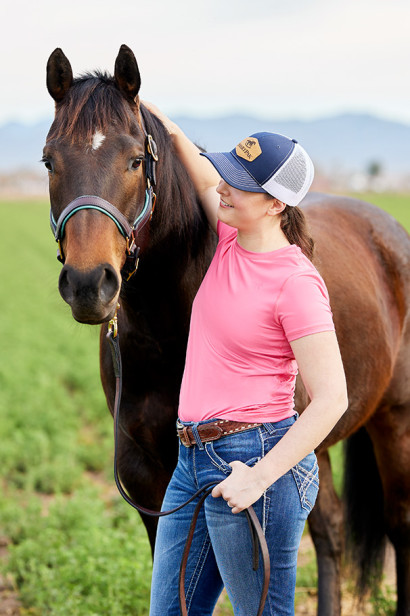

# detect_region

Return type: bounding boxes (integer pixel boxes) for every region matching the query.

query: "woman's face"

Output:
[216,179,279,231]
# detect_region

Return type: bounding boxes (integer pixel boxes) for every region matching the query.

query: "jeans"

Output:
[149,414,319,616]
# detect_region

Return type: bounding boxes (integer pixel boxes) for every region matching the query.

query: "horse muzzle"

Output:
[58,263,121,323]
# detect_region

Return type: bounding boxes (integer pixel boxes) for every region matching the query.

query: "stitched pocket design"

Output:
[291,453,319,513]
[204,441,261,475]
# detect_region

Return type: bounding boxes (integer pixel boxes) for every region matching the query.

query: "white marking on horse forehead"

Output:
[91,130,106,150]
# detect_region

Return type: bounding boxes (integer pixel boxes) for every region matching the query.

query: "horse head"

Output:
[45,45,156,324]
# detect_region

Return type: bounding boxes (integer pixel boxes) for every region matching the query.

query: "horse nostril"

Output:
[99,265,120,303]
[59,267,74,304]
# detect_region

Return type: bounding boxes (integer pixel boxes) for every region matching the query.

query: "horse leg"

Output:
[307,448,343,616]
[367,407,410,616]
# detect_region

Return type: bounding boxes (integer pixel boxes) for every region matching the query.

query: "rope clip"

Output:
[107,303,120,338]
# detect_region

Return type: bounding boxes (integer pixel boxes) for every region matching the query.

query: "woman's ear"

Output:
[267,198,286,216]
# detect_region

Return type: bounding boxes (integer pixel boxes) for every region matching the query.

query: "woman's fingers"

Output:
[210,461,264,513]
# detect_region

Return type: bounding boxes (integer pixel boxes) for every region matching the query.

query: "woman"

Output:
[146,103,348,616]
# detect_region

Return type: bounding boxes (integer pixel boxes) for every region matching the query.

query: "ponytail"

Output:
[280,205,314,261]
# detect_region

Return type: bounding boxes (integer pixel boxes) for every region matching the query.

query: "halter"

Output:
[49,131,158,281]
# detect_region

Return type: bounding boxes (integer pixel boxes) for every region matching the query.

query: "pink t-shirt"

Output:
[178,221,335,423]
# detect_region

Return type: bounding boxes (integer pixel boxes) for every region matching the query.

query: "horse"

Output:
[44,45,410,615]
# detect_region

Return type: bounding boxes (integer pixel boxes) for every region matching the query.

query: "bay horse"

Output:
[44,45,410,615]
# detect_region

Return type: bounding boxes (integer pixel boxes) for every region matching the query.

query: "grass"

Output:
[1,490,151,615]
[0,193,408,615]
[0,199,152,615]
[0,201,111,494]
[353,192,410,226]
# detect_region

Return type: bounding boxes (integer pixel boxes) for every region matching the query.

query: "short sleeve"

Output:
[217,220,237,242]
[276,272,335,342]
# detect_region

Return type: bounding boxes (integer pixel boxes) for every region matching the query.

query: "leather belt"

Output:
[177,419,262,447]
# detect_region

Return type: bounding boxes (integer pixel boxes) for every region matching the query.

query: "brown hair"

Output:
[280,205,314,261]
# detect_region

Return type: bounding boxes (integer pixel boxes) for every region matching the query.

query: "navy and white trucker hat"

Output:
[201,132,314,207]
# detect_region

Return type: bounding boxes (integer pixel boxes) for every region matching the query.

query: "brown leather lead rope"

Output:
[179,487,270,616]
[246,506,271,615]
[107,323,271,615]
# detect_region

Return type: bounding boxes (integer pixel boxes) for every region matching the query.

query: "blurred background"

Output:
[0,1,408,614]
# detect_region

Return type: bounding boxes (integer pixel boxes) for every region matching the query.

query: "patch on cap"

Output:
[235,137,262,162]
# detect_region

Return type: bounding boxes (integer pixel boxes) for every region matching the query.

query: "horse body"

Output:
[296,195,410,614]
[306,194,409,446]
[45,45,410,615]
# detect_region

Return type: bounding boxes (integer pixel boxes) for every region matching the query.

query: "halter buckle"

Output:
[126,236,136,255]
[57,239,64,263]
[147,134,159,161]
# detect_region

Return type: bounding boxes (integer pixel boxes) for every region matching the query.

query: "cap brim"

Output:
[200,151,266,193]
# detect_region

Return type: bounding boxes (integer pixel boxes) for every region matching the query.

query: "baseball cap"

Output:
[201,132,314,207]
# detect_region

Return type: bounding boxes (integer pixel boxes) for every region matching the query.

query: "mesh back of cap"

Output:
[263,143,314,205]
[273,148,307,194]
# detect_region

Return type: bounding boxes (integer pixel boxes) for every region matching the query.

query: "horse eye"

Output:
[41,157,53,172]
[131,158,142,170]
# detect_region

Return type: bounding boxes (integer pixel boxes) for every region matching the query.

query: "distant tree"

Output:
[367,161,382,178]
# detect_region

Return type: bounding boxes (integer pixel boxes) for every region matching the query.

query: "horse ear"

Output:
[47,48,73,102]
[114,45,141,102]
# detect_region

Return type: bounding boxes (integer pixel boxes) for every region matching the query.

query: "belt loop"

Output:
[191,423,204,450]
[263,422,275,435]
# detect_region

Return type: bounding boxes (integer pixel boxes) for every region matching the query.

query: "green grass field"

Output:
[0,200,152,615]
[0,193,408,615]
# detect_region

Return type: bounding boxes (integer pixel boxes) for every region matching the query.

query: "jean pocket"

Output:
[204,441,261,476]
[291,452,319,513]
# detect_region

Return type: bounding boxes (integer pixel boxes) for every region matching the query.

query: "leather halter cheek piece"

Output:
[49,132,158,282]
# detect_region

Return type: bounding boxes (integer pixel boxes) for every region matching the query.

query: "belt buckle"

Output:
[177,423,191,448]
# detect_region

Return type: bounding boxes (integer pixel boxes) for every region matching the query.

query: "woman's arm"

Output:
[143,101,221,232]
[212,330,348,513]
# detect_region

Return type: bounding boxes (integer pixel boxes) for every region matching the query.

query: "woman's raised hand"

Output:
[142,100,176,135]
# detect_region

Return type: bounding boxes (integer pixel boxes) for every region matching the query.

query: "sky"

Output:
[1,0,409,126]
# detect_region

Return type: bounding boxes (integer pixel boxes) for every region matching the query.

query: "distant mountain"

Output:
[1,113,409,175]
[0,120,51,172]
[173,113,410,175]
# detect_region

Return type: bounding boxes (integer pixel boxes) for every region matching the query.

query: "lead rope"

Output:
[106,309,270,616]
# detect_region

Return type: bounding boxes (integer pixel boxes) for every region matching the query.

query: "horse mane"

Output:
[48,71,214,257]
[139,104,211,250]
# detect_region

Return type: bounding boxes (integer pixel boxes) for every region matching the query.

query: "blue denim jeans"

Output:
[149,415,319,616]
